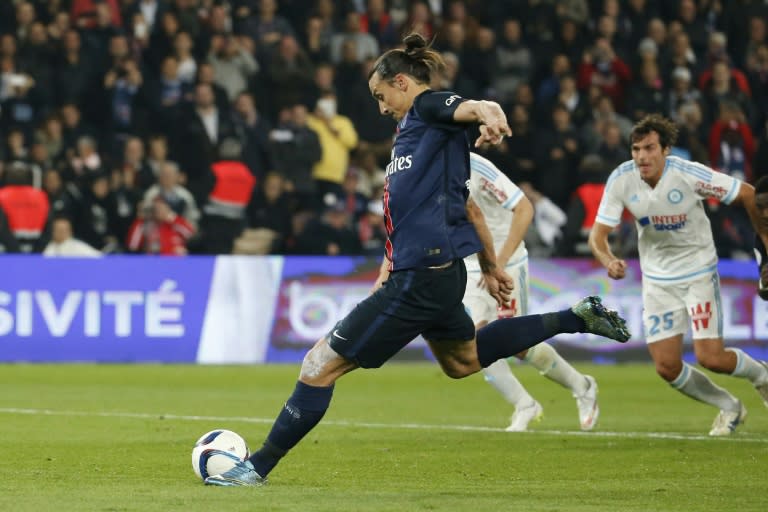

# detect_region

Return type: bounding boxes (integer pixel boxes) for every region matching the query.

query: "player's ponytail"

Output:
[369,33,444,85]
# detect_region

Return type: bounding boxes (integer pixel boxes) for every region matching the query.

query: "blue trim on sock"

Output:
[670,363,691,389]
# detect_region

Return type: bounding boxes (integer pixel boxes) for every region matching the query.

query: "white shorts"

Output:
[463,261,528,325]
[642,271,723,343]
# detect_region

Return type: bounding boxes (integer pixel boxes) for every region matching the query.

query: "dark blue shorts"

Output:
[327,259,476,368]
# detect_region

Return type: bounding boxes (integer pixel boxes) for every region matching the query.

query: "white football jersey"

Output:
[596,156,740,282]
[464,152,528,272]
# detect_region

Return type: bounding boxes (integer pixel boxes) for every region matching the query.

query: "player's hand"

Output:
[475,122,512,147]
[607,259,627,280]
[481,268,514,306]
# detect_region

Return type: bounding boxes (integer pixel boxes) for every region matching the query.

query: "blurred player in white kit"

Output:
[464,152,600,432]
[589,114,768,436]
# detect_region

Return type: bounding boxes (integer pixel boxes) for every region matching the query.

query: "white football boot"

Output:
[506,400,543,432]
[575,375,600,431]
[709,402,747,436]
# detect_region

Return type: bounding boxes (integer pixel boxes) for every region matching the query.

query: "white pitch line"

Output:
[0,407,766,443]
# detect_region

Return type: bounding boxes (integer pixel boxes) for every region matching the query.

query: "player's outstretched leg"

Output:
[206,380,335,487]
[476,296,630,369]
[524,344,599,430]
[570,296,630,343]
[483,359,543,432]
[668,362,746,436]
[725,348,768,407]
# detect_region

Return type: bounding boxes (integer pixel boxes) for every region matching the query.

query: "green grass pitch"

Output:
[0,362,766,512]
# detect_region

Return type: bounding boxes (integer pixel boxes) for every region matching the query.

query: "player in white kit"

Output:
[589,114,768,436]
[464,152,600,432]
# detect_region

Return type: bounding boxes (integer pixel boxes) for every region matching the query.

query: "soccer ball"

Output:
[191,429,250,480]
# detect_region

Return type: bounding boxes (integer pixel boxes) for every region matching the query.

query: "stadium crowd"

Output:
[0,0,767,258]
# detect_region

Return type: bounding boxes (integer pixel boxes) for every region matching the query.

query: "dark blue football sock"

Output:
[476,310,585,367]
[249,381,334,477]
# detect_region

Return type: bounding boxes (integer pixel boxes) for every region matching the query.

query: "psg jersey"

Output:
[382,90,482,271]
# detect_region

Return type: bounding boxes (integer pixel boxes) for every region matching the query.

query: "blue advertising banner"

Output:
[265,257,768,363]
[0,256,215,362]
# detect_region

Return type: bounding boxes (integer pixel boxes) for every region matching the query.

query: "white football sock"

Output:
[524,343,588,396]
[670,362,740,411]
[726,348,768,384]
[482,359,535,409]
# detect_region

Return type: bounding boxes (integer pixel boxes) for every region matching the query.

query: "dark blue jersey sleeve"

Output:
[413,90,467,129]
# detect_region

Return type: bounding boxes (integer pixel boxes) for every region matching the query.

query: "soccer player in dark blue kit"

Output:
[205,34,631,487]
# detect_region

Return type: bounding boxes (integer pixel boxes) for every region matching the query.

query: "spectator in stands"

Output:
[675,101,709,164]
[701,60,755,127]
[306,89,359,204]
[302,15,332,64]
[578,37,632,112]
[665,66,701,121]
[101,56,143,149]
[462,26,496,100]
[34,115,65,166]
[0,162,50,253]
[143,161,200,229]
[268,103,321,211]
[194,61,233,113]
[144,55,189,137]
[494,18,532,106]
[293,197,362,256]
[59,103,94,154]
[63,135,102,184]
[596,121,630,170]
[71,171,119,252]
[708,101,755,182]
[43,168,74,217]
[266,34,315,115]
[537,54,572,103]
[176,82,237,202]
[583,94,633,152]
[198,138,256,254]
[245,171,293,254]
[534,103,581,210]
[126,195,195,255]
[540,73,589,128]
[43,215,101,257]
[627,57,665,123]
[232,91,272,184]
[361,0,398,50]
[121,136,155,191]
[330,10,379,64]
[556,154,610,257]
[208,34,259,102]
[241,0,295,60]
[172,30,197,85]
[677,0,709,56]
[519,181,567,258]
[357,198,387,256]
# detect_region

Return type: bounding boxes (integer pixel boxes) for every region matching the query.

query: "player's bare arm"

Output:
[466,197,513,304]
[497,194,533,268]
[453,100,512,146]
[588,222,627,280]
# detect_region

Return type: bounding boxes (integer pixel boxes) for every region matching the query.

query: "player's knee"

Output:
[299,338,344,384]
[655,360,682,381]
[696,352,727,373]
[441,363,474,379]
